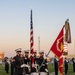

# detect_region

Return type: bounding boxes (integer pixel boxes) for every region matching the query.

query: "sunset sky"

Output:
[0,0,75,57]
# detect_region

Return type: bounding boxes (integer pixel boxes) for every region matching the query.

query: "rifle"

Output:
[38,51,50,75]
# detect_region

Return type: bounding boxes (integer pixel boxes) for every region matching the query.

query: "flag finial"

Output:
[66,19,69,22]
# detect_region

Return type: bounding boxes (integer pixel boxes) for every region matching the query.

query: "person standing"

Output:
[54,56,58,75]
[38,51,48,75]
[64,57,69,74]
[13,49,24,75]
[5,58,9,74]
[30,50,39,75]
[24,50,30,75]
[72,58,75,72]
[10,57,15,75]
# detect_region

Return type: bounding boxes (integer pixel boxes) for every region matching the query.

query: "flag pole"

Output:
[38,36,40,52]
[30,9,34,68]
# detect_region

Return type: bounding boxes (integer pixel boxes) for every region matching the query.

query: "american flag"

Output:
[30,9,34,68]
[64,43,68,52]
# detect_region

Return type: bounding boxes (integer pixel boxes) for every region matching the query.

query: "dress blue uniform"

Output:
[30,50,39,75]
[64,57,68,74]
[38,51,48,75]
[24,50,30,75]
[13,49,24,75]
[54,57,58,75]
[72,58,75,72]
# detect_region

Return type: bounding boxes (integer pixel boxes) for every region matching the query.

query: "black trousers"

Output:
[65,67,68,74]
[5,65,9,74]
[14,68,23,75]
[73,65,75,72]
[55,67,58,75]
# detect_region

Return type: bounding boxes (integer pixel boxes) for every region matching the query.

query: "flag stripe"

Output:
[64,44,68,52]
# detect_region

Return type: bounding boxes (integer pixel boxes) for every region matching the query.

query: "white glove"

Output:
[45,69,48,72]
[46,63,48,65]
[34,64,38,67]
[21,64,26,68]
[25,64,30,68]
[42,64,45,66]
[21,64,30,68]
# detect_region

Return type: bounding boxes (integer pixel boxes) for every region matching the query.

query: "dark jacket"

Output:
[13,55,24,75]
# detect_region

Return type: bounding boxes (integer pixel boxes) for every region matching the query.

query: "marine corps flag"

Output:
[50,26,64,58]
[50,26,64,75]
[49,20,71,75]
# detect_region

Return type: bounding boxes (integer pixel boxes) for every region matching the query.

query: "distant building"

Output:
[0,52,4,64]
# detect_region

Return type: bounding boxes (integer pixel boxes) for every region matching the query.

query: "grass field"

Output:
[0,63,75,75]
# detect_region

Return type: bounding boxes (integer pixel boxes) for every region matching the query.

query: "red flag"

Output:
[30,9,34,68]
[50,26,64,75]
[58,57,63,75]
[50,26,64,58]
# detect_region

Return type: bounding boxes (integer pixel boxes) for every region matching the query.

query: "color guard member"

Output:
[38,51,48,75]
[30,50,39,75]
[13,48,24,75]
[64,57,69,74]
[54,56,58,75]
[73,58,75,72]
[24,50,30,75]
